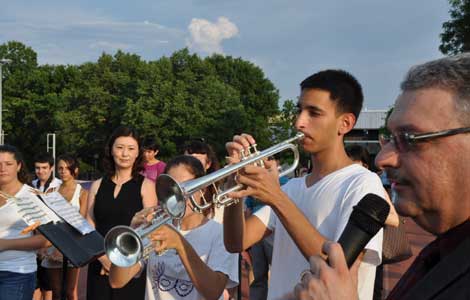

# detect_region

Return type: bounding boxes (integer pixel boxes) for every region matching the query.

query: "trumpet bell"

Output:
[105,226,143,267]
[156,175,187,218]
[104,188,187,267]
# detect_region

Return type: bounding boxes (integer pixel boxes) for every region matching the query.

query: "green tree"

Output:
[270,99,297,142]
[0,41,283,175]
[440,0,470,55]
[206,54,280,148]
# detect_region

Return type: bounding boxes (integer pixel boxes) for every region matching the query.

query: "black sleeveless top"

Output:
[93,175,145,236]
[87,175,146,300]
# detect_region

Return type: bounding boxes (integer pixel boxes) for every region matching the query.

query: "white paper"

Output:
[11,192,61,226]
[40,192,95,235]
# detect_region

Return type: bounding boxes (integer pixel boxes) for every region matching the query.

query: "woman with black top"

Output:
[86,126,157,300]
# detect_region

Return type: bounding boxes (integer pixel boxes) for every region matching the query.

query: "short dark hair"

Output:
[345,145,371,169]
[142,138,160,152]
[300,69,364,120]
[0,145,31,184]
[183,140,220,173]
[102,126,143,178]
[57,154,80,177]
[34,153,55,166]
[164,155,206,179]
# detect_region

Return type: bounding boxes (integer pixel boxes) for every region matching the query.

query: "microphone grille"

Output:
[351,193,390,235]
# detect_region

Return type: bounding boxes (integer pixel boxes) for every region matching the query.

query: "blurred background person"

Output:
[183,138,220,174]
[41,154,88,300]
[32,153,61,193]
[109,155,239,300]
[86,126,157,300]
[183,138,221,221]
[345,145,372,170]
[32,152,61,300]
[0,145,50,300]
[141,138,166,182]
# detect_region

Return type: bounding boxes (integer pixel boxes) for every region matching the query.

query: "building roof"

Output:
[354,109,388,129]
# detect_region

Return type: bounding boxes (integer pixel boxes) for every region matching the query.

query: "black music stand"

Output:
[37,221,104,300]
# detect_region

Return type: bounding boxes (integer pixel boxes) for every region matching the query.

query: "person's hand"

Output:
[224,133,284,205]
[37,247,48,258]
[99,255,112,276]
[291,242,359,300]
[225,133,257,164]
[130,206,158,228]
[228,159,282,206]
[149,224,183,254]
[49,248,63,262]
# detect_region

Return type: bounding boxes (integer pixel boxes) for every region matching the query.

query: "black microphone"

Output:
[336,193,390,268]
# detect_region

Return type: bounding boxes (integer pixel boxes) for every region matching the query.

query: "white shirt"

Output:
[0,184,39,273]
[254,164,385,300]
[144,219,239,300]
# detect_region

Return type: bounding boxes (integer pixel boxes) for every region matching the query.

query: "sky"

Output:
[0,0,451,110]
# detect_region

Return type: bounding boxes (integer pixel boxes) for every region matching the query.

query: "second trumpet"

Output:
[104,191,186,267]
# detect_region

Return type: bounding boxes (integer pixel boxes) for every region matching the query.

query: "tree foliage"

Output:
[440,0,470,55]
[0,42,283,175]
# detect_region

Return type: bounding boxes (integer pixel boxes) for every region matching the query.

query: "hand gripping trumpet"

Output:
[104,192,186,267]
[156,132,305,213]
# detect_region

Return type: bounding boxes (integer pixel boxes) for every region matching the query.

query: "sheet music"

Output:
[11,192,61,226]
[40,192,95,235]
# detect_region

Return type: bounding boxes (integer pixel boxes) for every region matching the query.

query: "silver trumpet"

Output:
[104,192,186,267]
[156,132,304,213]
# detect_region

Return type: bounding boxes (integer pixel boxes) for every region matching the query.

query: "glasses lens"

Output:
[394,133,411,152]
[379,134,391,148]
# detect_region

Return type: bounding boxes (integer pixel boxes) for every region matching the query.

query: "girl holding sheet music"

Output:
[0,144,50,300]
[41,154,88,300]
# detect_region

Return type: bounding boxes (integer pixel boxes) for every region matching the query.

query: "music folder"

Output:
[11,190,104,268]
[37,221,104,268]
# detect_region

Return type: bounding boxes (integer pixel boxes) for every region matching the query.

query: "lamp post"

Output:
[0,59,12,145]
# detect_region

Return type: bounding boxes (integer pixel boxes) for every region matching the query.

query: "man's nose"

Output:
[375,143,399,170]
[294,112,306,130]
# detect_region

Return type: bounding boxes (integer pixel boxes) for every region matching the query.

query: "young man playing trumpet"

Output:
[223,70,387,300]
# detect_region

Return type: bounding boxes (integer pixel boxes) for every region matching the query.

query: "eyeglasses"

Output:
[379,127,470,152]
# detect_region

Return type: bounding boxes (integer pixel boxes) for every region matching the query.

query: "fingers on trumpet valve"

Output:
[132,206,158,227]
[226,133,256,161]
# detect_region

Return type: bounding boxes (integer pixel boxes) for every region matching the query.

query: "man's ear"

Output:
[338,113,356,136]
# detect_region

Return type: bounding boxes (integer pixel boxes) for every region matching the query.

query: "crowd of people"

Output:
[0,52,468,300]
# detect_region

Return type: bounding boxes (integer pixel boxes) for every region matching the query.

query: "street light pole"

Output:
[0,59,12,145]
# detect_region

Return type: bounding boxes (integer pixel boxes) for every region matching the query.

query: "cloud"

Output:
[89,41,132,51]
[187,17,238,54]
[0,17,185,65]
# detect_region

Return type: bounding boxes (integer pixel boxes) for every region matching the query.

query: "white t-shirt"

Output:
[254,164,385,300]
[0,184,39,273]
[144,219,239,300]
